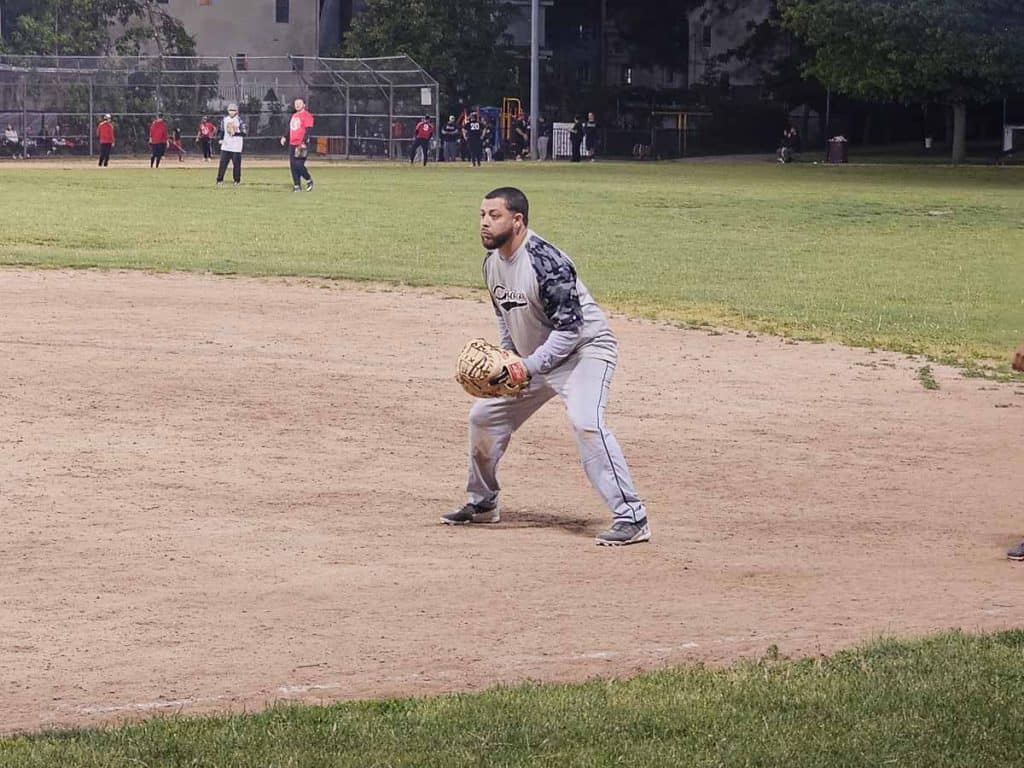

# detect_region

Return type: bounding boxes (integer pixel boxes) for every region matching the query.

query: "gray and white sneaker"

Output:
[441,502,500,525]
[595,518,651,546]
[1008,541,1024,561]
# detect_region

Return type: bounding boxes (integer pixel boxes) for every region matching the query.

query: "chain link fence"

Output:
[0,54,439,159]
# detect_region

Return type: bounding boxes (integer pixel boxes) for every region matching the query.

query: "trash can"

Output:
[827,137,848,164]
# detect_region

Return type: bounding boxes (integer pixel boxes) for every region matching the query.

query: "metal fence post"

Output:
[88,76,94,156]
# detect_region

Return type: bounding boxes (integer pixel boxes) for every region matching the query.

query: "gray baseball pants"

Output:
[466,354,646,523]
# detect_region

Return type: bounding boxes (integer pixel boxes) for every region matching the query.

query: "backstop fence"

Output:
[0,54,439,159]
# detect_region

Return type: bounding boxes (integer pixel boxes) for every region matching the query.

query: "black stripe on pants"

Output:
[290,147,311,185]
[216,150,241,183]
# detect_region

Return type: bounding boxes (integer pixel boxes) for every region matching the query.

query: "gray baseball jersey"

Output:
[469,230,646,525]
[483,230,617,374]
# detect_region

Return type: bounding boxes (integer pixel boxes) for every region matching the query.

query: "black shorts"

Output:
[151,142,166,157]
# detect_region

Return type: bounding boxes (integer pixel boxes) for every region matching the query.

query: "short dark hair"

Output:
[485,187,529,225]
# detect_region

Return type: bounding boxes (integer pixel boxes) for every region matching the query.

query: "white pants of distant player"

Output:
[466,354,646,523]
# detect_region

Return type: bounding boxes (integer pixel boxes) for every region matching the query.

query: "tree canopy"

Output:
[779,0,1024,161]
[0,0,195,57]
[341,0,516,109]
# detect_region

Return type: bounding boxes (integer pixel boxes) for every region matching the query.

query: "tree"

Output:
[0,0,195,57]
[779,0,1024,163]
[342,0,516,109]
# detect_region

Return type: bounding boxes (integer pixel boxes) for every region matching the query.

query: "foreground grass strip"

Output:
[3,631,1024,767]
[0,162,1022,369]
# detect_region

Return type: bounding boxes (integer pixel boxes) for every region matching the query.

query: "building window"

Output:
[236,53,248,71]
[702,24,712,48]
[577,63,591,85]
[276,0,289,23]
[621,65,632,85]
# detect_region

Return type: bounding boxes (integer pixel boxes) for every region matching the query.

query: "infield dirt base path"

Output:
[2,268,1022,735]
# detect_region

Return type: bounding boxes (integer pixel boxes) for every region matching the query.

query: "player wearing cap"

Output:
[97,114,115,167]
[215,103,245,186]
[195,115,216,162]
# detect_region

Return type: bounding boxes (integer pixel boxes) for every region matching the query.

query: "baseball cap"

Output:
[103,113,111,120]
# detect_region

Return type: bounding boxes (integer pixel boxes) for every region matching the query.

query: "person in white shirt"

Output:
[3,124,20,158]
[215,103,245,186]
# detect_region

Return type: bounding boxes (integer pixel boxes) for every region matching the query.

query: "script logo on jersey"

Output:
[493,285,528,311]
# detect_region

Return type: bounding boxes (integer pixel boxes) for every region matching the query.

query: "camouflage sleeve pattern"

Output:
[526,237,583,331]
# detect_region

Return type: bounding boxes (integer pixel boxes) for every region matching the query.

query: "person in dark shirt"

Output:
[583,111,599,161]
[569,114,584,162]
[463,112,484,167]
[537,115,550,160]
[441,115,460,162]
[513,115,529,160]
[481,119,493,162]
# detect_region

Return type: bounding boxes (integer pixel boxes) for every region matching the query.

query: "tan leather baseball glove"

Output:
[456,338,531,398]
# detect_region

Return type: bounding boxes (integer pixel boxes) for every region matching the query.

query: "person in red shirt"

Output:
[96,113,115,167]
[149,112,168,168]
[279,98,315,192]
[410,114,434,166]
[195,116,216,161]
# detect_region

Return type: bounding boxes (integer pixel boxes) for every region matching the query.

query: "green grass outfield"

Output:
[3,632,1024,767]
[1,160,1022,370]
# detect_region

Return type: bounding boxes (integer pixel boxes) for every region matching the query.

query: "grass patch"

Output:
[3,631,1024,767]
[1,161,1022,371]
[917,365,940,390]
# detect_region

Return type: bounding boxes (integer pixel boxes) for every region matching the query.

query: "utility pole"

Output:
[529,0,539,159]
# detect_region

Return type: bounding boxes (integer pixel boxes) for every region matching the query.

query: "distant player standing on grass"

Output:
[280,98,314,192]
[410,115,433,166]
[196,115,216,161]
[442,187,651,546]
[215,103,244,186]
[464,112,484,167]
[96,114,114,167]
[1007,340,1024,561]
[149,112,168,168]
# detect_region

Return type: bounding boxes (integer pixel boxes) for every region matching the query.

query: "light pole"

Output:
[529,0,539,159]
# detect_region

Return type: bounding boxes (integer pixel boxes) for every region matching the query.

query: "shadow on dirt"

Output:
[499,510,598,537]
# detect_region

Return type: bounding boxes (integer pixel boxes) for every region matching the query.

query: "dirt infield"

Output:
[1,268,1022,735]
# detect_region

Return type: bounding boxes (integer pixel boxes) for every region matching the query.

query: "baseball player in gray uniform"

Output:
[442,187,650,546]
